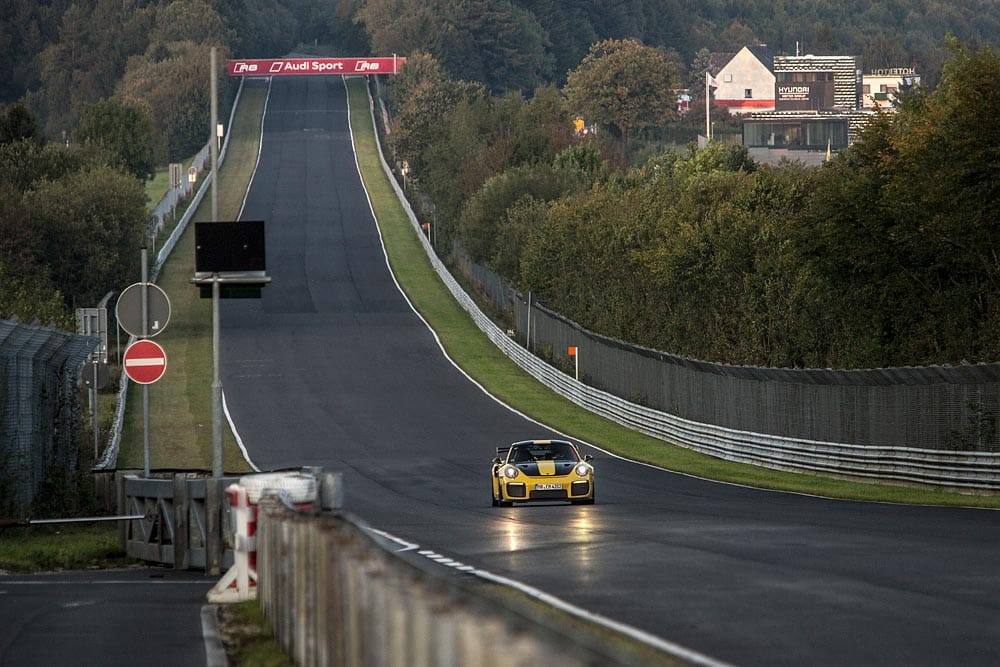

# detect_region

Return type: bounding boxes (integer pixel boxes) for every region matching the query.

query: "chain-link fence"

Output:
[0,319,99,515]
[455,251,1000,453]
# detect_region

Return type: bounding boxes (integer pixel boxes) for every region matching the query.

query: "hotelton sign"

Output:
[227,57,406,76]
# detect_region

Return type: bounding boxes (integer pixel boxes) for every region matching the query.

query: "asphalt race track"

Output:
[219,76,1000,667]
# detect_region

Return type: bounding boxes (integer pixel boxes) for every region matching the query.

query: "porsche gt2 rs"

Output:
[491,439,595,506]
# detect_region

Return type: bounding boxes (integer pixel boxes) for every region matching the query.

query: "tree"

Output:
[358,0,552,92]
[150,0,234,47]
[21,165,147,307]
[76,97,154,180]
[30,0,154,139]
[388,78,486,175]
[563,39,678,159]
[881,39,1000,361]
[458,163,583,264]
[117,41,229,163]
[387,51,445,111]
[437,0,554,92]
[0,103,40,144]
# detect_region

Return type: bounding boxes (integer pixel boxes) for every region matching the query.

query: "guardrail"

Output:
[363,80,1000,494]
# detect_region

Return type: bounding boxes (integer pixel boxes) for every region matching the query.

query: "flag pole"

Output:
[705,72,711,141]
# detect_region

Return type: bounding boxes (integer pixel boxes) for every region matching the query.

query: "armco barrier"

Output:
[361,78,1000,494]
[254,491,685,667]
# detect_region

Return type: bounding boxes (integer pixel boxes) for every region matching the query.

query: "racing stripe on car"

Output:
[536,460,556,475]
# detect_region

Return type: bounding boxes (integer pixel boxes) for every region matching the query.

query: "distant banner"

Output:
[227,57,406,77]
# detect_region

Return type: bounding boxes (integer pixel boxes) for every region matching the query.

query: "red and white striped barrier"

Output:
[208,472,317,603]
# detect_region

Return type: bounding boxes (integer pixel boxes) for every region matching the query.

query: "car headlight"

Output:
[575,463,592,477]
[503,465,519,479]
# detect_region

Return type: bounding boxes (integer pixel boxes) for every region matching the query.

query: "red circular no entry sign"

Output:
[123,339,168,384]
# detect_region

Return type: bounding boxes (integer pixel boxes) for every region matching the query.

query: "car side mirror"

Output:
[584,454,593,462]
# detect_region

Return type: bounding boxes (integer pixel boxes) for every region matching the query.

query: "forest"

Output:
[1,0,998,368]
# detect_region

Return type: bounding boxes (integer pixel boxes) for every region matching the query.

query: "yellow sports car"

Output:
[491,439,595,506]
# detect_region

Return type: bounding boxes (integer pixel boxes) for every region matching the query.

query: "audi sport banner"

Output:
[227,57,406,77]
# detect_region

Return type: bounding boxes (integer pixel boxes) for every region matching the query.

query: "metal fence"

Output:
[452,242,1000,454]
[117,472,237,570]
[0,319,99,515]
[494,278,1000,453]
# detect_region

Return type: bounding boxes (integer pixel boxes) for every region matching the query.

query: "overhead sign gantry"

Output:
[227,57,406,77]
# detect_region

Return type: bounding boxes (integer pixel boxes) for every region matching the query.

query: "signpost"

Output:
[116,282,171,337]
[116,248,170,477]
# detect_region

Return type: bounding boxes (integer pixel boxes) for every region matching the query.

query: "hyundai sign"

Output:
[227,57,406,76]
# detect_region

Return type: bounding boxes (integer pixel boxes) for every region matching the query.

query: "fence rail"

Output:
[365,80,1000,493]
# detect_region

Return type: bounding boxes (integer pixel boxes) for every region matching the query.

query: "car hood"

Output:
[512,461,577,477]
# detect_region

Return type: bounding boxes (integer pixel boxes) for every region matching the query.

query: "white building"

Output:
[712,45,775,115]
[862,67,920,111]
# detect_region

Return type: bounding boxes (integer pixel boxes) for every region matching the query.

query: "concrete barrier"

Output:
[254,492,682,667]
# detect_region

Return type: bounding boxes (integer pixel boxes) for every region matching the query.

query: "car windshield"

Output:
[511,443,577,463]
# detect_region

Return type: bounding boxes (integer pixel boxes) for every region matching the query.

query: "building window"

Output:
[745,89,753,98]
[743,120,848,149]
[724,73,733,82]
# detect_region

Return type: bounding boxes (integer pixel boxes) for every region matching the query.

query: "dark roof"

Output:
[746,44,774,71]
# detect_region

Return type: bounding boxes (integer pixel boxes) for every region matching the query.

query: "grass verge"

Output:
[0,524,134,574]
[344,76,1000,510]
[217,601,295,667]
[119,84,265,473]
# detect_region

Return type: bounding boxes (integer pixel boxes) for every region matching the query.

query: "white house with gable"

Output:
[712,45,775,115]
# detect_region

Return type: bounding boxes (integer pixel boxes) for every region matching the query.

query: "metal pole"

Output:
[207,47,223,577]
[210,47,219,223]
[142,248,150,478]
[207,277,223,577]
[212,277,222,477]
[92,364,99,459]
[705,74,711,141]
[526,291,532,352]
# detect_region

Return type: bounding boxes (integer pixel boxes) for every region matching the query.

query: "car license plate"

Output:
[535,483,562,491]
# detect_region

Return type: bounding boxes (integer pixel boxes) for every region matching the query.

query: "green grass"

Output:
[0,524,134,573]
[145,157,199,211]
[343,77,1000,510]
[217,601,295,667]
[119,87,264,474]
[146,167,173,210]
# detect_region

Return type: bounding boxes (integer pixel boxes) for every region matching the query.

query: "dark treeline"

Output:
[353,0,1000,92]
[5,0,999,138]
[386,41,1000,368]
[2,1,999,367]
